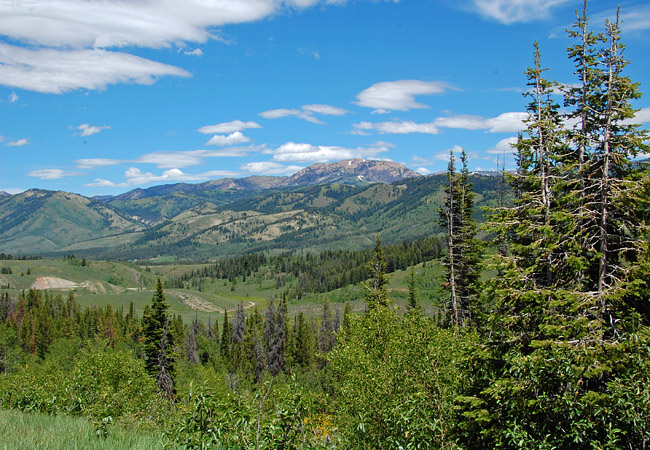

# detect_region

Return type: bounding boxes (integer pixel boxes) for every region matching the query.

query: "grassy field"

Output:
[0,410,180,450]
[0,256,446,326]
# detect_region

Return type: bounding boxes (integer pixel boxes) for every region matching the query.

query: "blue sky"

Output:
[1,0,649,196]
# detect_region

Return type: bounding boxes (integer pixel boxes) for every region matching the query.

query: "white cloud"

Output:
[355,112,526,136]
[592,6,650,33]
[472,0,570,24]
[0,44,191,94]
[184,48,204,57]
[85,178,129,188]
[240,161,304,176]
[355,120,439,134]
[77,148,255,170]
[8,92,18,103]
[135,149,252,168]
[0,0,331,93]
[260,104,348,123]
[355,80,455,112]
[197,120,262,134]
[6,138,28,147]
[77,123,110,136]
[302,104,348,116]
[123,167,238,185]
[260,108,324,124]
[0,1,277,50]
[416,167,432,175]
[626,107,650,124]
[268,141,390,163]
[205,131,251,146]
[76,158,122,169]
[0,188,24,195]
[486,137,518,155]
[27,169,80,179]
[435,112,526,133]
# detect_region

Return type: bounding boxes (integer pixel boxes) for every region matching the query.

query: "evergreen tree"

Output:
[362,234,389,309]
[186,312,199,364]
[220,310,231,359]
[407,267,418,312]
[462,9,650,446]
[440,149,482,326]
[142,277,175,398]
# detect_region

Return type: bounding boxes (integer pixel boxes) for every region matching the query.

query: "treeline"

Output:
[169,236,445,296]
[0,254,42,261]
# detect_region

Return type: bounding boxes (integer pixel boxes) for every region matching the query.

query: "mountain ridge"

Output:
[97,159,421,202]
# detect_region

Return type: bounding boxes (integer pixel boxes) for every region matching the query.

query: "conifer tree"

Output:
[142,277,175,398]
[407,267,418,312]
[440,149,481,326]
[362,234,389,309]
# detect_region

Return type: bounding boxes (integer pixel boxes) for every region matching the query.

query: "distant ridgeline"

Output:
[0,159,506,261]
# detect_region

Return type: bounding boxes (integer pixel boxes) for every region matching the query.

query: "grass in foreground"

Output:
[0,409,177,450]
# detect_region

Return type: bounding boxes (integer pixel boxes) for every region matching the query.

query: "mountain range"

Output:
[0,159,501,259]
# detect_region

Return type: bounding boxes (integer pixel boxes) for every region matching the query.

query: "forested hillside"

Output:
[0,3,649,450]
[0,168,502,260]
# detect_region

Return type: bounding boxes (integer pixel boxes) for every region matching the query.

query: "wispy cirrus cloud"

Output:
[8,92,18,103]
[76,148,256,170]
[355,121,439,135]
[355,80,456,113]
[86,167,239,187]
[0,0,323,93]
[260,104,349,124]
[355,112,526,135]
[76,158,121,169]
[77,123,110,136]
[0,44,190,94]
[470,0,571,24]
[27,168,81,180]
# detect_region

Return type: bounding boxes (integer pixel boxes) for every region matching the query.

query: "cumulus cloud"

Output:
[205,131,251,146]
[355,80,455,112]
[486,137,518,154]
[355,120,439,134]
[260,104,348,124]
[416,167,432,175]
[0,44,190,94]
[197,120,262,134]
[27,169,80,179]
[268,141,390,163]
[77,123,110,136]
[240,161,304,176]
[6,138,28,147]
[471,0,570,24]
